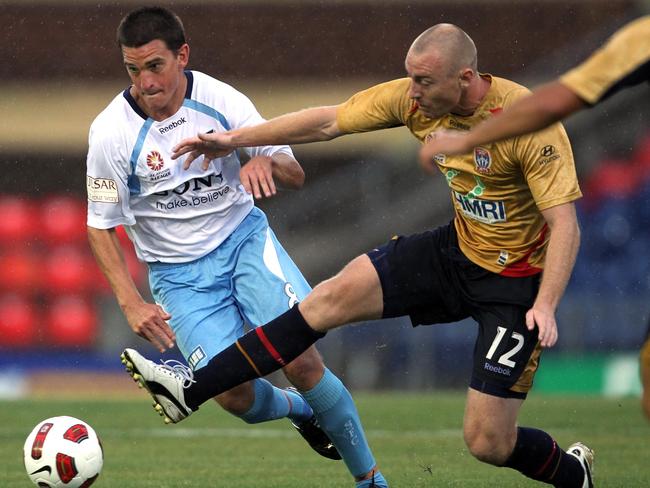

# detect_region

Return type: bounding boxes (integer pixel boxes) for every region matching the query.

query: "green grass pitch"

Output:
[2,392,648,487]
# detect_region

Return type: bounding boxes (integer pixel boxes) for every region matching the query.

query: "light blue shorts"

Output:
[148,207,311,370]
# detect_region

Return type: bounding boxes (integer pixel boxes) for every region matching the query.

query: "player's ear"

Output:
[458,68,474,89]
[176,43,190,67]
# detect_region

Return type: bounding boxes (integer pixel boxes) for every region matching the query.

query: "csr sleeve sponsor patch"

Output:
[87,176,119,203]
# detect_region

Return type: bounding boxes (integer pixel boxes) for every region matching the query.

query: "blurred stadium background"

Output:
[1,0,649,401]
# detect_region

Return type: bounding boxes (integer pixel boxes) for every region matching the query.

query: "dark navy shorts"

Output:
[367,221,542,399]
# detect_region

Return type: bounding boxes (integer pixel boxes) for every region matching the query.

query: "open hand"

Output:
[525,305,558,348]
[241,156,277,199]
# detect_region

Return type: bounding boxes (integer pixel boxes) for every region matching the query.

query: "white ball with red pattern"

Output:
[23,416,103,488]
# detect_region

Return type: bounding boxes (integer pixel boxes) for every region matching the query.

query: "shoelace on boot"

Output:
[159,359,196,388]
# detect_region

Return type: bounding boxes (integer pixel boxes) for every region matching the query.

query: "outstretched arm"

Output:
[173,106,342,170]
[229,105,343,146]
[419,81,586,166]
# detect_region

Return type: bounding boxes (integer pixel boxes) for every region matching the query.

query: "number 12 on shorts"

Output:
[486,326,524,368]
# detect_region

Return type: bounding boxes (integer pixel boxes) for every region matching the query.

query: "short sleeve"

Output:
[336,78,412,134]
[86,124,136,229]
[513,123,582,211]
[559,16,650,104]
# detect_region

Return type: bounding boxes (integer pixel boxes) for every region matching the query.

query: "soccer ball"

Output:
[23,416,103,487]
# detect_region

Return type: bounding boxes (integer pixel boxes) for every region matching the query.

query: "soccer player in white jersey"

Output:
[86,7,387,487]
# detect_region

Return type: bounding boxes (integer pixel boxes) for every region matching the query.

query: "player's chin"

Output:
[148,99,167,110]
[144,92,167,107]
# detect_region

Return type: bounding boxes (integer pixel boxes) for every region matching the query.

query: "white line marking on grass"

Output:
[136,427,462,440]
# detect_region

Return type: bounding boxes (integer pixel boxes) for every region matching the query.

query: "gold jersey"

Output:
[336,76,582,275]
[560,16,650,104]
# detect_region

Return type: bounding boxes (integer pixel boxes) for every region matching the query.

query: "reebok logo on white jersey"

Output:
[159,116,187,134]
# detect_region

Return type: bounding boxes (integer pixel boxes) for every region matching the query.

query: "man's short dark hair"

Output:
[117,6,186,51]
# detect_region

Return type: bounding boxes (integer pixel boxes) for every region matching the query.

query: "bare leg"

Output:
[283,345,324,390]
[464,388,593,486]
[212,382,255,415]
[299,254,384,332]
[463,388,522,465]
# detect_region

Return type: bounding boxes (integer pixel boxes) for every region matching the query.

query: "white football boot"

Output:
[567,442,594,488]
[121,348,195,424]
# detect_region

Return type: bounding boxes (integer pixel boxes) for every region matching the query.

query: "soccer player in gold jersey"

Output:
[125,24,593,487]
[419,16,650,423]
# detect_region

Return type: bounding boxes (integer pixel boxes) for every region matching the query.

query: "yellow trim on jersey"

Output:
[510,342,542,394]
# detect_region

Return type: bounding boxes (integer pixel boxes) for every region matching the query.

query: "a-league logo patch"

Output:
[188,345,206,370]
[474,147,492,174]
[146,150,165,171]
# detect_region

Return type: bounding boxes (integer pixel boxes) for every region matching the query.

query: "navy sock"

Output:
[184,306,325,410]
[503,427,584,487]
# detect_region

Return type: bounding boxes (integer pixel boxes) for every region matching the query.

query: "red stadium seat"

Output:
[90,227,146,295]
[0,294,37,347]
[40,195,87,246]
[42,246,94,295]
[115,225,131,246]
[44,295,98,347]
[582,159,640,210]
[0,251,41,293]
[632,134,650,178]
[124,248,146,287]
[0,196,38,244]
[92,264,113,295]
[91,253,146,295]
[111,226,146,288]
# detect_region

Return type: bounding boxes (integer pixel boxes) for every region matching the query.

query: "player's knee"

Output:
[312,277,343,306]
[214,387,254,416]
[463,426,511,465]
[310,276,353,321]
[283,347,325,389]
[464,435,504,465]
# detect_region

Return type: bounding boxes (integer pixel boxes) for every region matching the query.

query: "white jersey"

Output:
[86,70,293,263]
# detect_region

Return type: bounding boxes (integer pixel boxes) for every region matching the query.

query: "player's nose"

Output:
[408,83,421,100]
[138,73,158,92]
